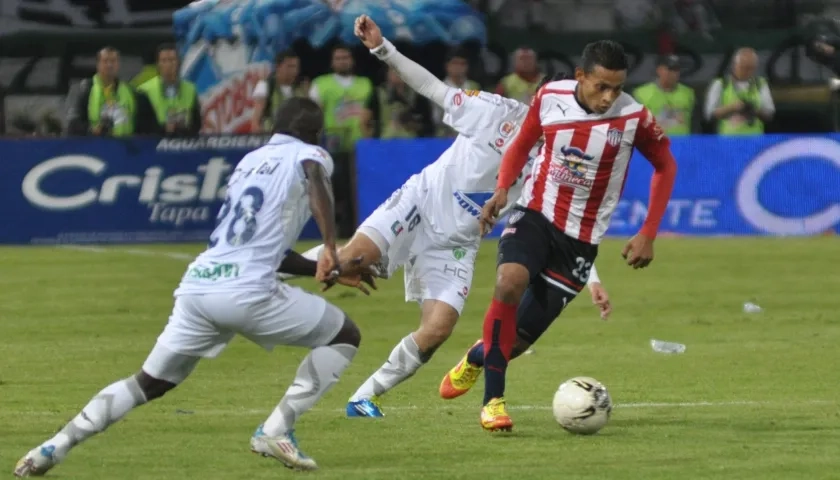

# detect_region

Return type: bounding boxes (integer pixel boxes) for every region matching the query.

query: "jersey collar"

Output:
[267,133,300,145]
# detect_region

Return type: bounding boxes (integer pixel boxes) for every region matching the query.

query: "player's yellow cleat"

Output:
[480,397,513,432]
[439,340,483,399]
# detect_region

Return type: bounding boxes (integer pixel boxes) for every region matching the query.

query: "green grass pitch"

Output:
[1,237,839,479]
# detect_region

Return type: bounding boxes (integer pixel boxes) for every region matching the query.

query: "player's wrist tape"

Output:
[370,38,396,60]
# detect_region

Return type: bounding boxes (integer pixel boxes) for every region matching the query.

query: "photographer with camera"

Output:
[703,47,775,135]
[67,47,137,137]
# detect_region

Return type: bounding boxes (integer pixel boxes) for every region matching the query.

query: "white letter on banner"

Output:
[21,155,105,210]
[736,138,840,235]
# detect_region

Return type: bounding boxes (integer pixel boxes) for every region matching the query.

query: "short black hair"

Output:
[274,49,298,65]
[273,97,324,145]
[537,72,569,90]
[156,43,177,59]
[581,40,628,73]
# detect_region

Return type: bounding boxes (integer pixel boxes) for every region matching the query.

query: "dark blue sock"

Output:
[467,343,484,366]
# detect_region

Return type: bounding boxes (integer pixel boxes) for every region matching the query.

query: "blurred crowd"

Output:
[2,0,840,147]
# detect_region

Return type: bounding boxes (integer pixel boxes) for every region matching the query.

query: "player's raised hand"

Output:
[588,282,612,320]
[354,15,383,49]
[621,233,654,269]
[479,188,508,236]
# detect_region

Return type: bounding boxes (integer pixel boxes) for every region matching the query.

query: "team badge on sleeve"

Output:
[452,92,463,106]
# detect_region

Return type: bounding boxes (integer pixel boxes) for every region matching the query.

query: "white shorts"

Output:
[150,284,345,359]
[358,180,477,314]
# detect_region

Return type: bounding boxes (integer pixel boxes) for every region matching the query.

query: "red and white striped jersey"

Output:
[516,79,670,244]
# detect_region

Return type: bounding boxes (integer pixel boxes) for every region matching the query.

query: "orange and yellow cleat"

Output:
[439,340,483,400]
[480,397,513,432]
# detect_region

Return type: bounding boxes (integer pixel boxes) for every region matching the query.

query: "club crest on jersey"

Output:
[607,128,623,147]
[452,93,463,106]
[549,145,595,190]
[498,121,517,138]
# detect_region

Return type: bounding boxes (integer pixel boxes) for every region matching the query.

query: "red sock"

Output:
[482,299,518,404]
[482,299,517,360]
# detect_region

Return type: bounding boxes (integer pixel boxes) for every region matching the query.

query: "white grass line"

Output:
[59,245,107,253]
[15,400,836,418]
[60,245,194,262]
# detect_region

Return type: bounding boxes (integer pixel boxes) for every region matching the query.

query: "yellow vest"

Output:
[500,73,542,104]
[632,82,695,136]
[137,76,197,128]
[88,75,136,137]
[717,76,767,135]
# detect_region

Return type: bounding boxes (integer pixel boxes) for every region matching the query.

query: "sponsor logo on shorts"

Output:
[186,262,240,281]
[502,227,516,237]
[458,286,469,299]
[443,264,469,280]
[508,210,524,225]
[452,246,466,260]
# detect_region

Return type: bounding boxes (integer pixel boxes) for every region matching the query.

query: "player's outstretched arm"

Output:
[355,15,449,108]
[277,250,318,276]
[586,265,611,320]
[302,159,339,282]
[621,110,677,269]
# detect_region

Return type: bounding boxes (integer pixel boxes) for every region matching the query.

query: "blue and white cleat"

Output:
[14,445,59,477]
[346,397,385,417]
[250,424,317,471]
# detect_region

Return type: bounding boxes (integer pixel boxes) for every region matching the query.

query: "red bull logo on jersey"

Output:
[549,145,594,189]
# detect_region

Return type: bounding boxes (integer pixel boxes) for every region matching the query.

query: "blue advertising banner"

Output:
[173,0,485,133]
[355,135,840,237]
[0,135,323,245]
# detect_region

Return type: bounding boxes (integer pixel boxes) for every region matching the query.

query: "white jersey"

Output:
[175,134,334,295]
[413,88,538,245]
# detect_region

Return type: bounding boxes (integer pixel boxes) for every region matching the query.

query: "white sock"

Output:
[262,343,356,436]
[349,334,424,402]
[277,245,324,280]
[43,376,147,459]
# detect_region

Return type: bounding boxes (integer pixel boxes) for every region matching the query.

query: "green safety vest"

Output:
[313,74,373,153]
[436,79,481,137]
[500,73,542,104]
[378,87,418,139]
[137,76,197,129]
[88,75,136,137]
[632,82,695,136]
[717,76,767,135]
[263,79,307,130]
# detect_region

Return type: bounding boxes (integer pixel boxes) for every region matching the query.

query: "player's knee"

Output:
[415,321,455,352]
[134,371,177,401]
[328,315,361,348]
[493,264,530,303]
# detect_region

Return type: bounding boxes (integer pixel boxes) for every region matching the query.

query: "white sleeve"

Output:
[441,89,506,137]
[252,80,268,99]
[370,38,450,108]
[703,79,723,121]
[758,81,775,116]
[308,82,321,105]
[298,145,334,177]
[587,264,601,285]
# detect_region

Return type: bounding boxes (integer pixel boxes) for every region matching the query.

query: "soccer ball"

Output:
[552,376,612,435]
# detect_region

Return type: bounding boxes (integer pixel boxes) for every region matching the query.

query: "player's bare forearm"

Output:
[277,250,317,277]
[303,160,337,249]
